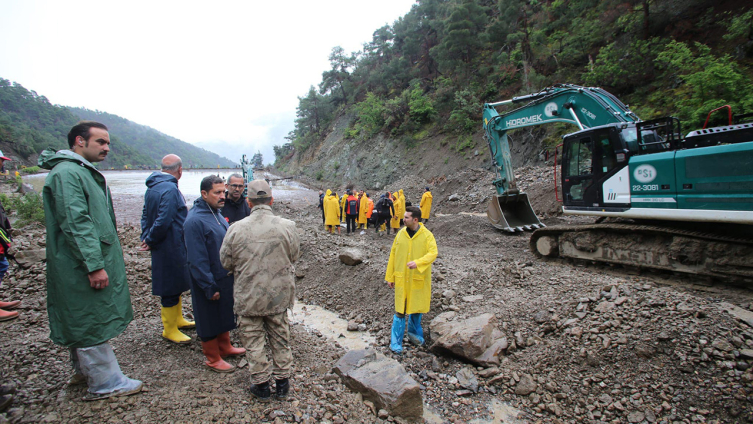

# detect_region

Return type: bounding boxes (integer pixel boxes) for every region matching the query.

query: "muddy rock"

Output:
[13,249,46,268]
[429,313,496,363]
[333,349,422,421]
[455,367,478,392]
[338,248,364,266]
[514,373,537,396]
[475,337,508,367]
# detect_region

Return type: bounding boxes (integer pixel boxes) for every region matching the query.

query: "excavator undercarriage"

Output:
[530,223,753,283]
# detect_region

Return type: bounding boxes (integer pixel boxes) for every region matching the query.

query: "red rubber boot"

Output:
[201,338,235,373]
[0,309,18,322]
[217,332,246,357]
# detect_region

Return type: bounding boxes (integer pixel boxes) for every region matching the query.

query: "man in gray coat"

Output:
[220,180,300,402]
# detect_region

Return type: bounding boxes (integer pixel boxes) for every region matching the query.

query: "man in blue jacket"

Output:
[140,154,195,344]
[184,175,245,372]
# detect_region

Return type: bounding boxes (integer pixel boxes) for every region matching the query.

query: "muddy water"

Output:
[289,303,376,350]
[24,169,320,224]
[23,169,318,205]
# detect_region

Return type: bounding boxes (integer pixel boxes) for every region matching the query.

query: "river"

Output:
[23,169,320,224]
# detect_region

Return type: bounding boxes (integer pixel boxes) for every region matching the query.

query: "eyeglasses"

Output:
[229,184,245,189]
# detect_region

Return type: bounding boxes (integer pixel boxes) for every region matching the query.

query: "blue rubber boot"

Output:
[406,314,425,346]
[390,314,406,353]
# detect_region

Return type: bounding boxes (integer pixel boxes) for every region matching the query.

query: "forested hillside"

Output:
[0,79,236,168]
[70,108,236,168]
[275,0,753,185]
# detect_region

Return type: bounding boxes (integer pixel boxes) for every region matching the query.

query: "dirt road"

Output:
[1,168,752,423]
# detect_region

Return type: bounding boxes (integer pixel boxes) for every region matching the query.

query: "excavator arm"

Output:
[482,84,640,231]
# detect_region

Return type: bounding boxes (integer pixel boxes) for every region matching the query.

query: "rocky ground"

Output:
[1,167,753,423]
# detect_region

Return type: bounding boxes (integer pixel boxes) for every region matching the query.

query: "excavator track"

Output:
[530,223,753,284]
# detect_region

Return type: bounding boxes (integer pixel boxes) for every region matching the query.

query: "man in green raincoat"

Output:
[39,121,142,401]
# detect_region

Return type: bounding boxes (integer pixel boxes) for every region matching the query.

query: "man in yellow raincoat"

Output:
[323,190,341,234]
[420,187,433,223]
[357,192,369,229]
[390,191,404,231]
[339,192,348,224]
[384,206,438,354]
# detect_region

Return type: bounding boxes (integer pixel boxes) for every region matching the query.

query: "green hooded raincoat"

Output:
[39,149,133,348]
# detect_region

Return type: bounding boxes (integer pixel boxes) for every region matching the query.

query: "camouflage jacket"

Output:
[220,205,300,317]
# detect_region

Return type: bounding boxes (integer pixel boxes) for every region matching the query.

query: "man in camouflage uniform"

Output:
[219,180,300,401]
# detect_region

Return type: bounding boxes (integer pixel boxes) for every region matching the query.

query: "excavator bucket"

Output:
[487,193,545,232]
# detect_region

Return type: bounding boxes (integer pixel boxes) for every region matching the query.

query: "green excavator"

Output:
[482,84,753,282]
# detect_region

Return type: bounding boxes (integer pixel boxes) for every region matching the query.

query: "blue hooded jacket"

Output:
[184,198,236,338]
[140,172,190,297]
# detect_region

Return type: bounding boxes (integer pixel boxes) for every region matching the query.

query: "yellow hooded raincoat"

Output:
[358,194,369,225]
[420,190,433,219]
[340,194,348,221]
[385,223,438,315]
[390,190,405,229]
[324,190,341,226]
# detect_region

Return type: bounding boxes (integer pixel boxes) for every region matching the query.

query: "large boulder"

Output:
[430,313,508,366]
[339,248,364,266]
[334,349,423,421]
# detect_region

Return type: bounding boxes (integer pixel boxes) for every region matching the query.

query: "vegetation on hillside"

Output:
[275,0,753,165]
[0,78,236,168]
[0,79,149,167]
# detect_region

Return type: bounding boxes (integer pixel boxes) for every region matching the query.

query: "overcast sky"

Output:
[0,0,416,165]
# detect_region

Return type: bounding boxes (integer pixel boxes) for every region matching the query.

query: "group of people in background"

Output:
[317,186,434,235]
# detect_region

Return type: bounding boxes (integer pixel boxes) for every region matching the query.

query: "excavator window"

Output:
[600,137,617,173]
[563,136,594,203]
[566,137,593,177]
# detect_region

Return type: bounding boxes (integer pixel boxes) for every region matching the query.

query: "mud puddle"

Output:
[289,303,376,351]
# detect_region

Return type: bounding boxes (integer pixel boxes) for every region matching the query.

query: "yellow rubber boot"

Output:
[175,296,195,329]
[161,305,191,344]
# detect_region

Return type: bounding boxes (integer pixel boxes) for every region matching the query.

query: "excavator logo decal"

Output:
[545,102,558,117]
[633,164,657,183]
[506,115,543,128]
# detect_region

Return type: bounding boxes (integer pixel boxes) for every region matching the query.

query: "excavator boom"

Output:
[482,84,639,232]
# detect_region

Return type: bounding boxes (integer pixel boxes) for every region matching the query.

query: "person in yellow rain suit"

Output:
[323,190,341,234]
[420,187,433,223]
[339,192,348,224]
[396,189,406,228]
[384,206,438,354]
[389,192,401,231]
[357,191,369,229]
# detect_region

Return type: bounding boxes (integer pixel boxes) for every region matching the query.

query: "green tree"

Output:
[319,46,356,105]
[655,40,753,127]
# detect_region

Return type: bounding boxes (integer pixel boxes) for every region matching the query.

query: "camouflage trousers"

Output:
[238,312,292,384]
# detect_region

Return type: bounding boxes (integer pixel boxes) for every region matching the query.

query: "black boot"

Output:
[275,378,290,400]
[249,381,271,402]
